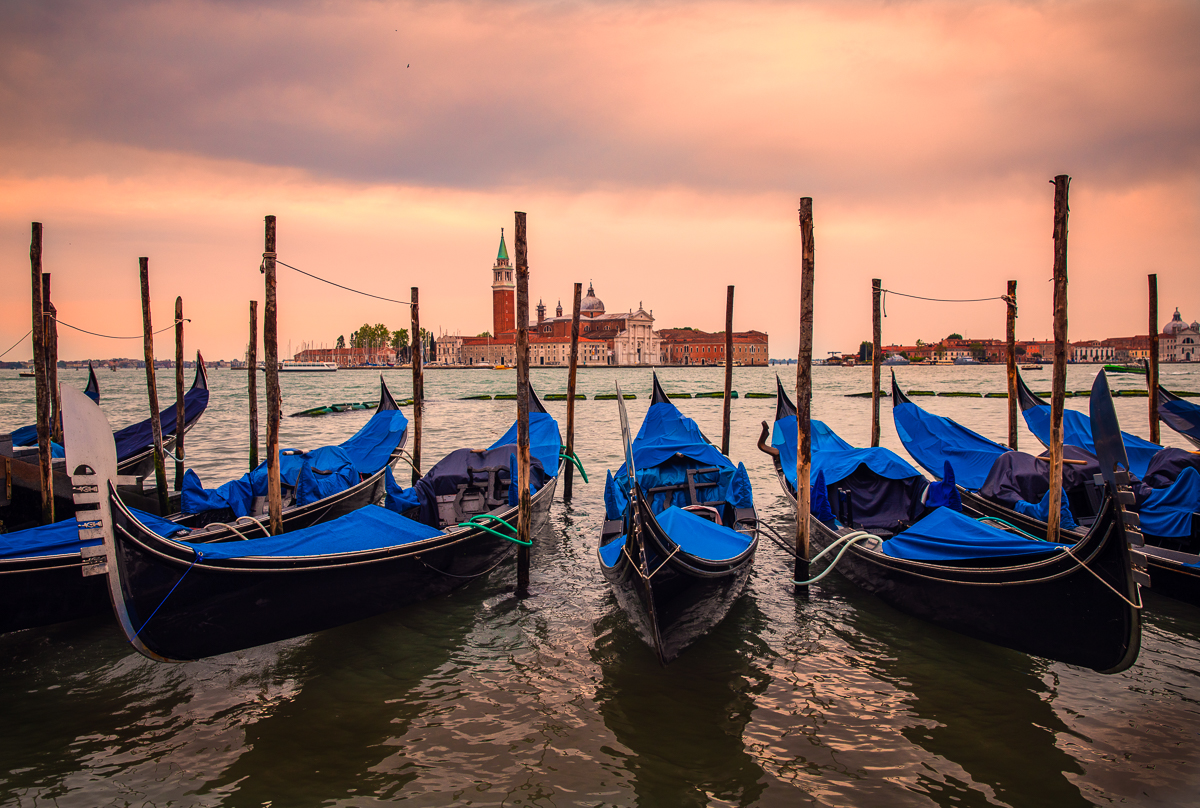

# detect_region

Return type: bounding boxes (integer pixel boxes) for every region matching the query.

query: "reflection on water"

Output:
[1,365,1198,805]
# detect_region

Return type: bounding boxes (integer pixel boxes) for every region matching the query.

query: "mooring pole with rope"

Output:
[411,287,423,487]
[1006,280,1018,449]
[1147,274,1160,443]
[722,285,734,456]
[248,300,259,471]
[139,257,170,516]
[563,282,583,502]
[262,216,283,535]
[30,223,53,524]
[871,278,881,448]
[795,198,815,592]
[1046,175,1070,543]
[174,296,185,490]
[514,211,532,597]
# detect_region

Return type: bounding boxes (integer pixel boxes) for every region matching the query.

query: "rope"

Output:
[415,550,512,580]
[276,260,409,304]
[457,514,531,546]
[560,451,589,483]
[131,550,201,639]
[976,516,1043,542]
[52,316,190,340]
[1060,539,1144,610]
[793,531,874,585]
[0,330,31,359]
[880,289,1015,319]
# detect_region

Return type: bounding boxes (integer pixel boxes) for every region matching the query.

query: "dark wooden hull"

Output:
[107,473,559,661]
[599,494,757,664]
[771,456,1141,673]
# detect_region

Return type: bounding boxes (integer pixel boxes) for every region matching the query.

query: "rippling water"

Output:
[2,363,1198,807]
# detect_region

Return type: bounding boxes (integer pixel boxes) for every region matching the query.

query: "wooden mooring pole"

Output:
[796,199,815,590]
[563,282,583,501]
[139,257,170,516]
[174,296,185,489]
[1006,280,1018,449]
[262,216,283,535]
[514,211,532,596]
[1148,274,1160,443]
[43,274,62,446]
[411,287,423,486]
[722,285,735,455]
[30,223,53,524]
[248,300,259,471]
[1046,176,1070,542]
[871,278,881,447]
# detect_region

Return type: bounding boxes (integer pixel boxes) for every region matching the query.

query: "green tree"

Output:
[476,331,491,339]
[858,340,873,362]
[948,332,963,340]
[336,335,345,349]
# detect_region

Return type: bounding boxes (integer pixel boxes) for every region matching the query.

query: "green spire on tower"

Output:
[497,228,509,263]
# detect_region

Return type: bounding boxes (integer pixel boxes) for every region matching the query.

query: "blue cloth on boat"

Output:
[1139,467,1200,539]
[603,454,753,517]
[1159,396,1200,445]
[1013,486,1078,529]
[1142,448,1200,489]
[811,470,835,523]
[338,407,408,475]
[604,469,628,521]
[0,508,190,560]
[488,411,562,479]
[1022,402,1160,479]
[10,423,37,447]
[925,462,962,512]
[882,507,1064,562]
[771,415,854,484]
[772,416,921,491]
[893,400,1008,490]
[181,447,355,517]
[383,466,420,514]
[294,446,359,507]
[655,505,754,562]
[619,401,736,478]
[598,534,625,567]
[178,505,443,559]
[113,384,209,463]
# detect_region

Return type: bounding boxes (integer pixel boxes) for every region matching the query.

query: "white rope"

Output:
[793,531,875,585]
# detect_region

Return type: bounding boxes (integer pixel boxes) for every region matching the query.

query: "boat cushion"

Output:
[656,505,753,563]
[882,507,1065,562]
[1140,467,1200,539]
[174,504,443,559]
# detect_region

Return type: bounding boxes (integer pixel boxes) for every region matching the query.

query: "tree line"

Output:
[335,323,436,364]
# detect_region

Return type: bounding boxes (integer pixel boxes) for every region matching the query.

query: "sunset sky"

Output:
[2,0,1197,361]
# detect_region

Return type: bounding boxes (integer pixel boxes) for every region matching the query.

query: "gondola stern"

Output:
[650,372,670,406]
[378,374,400,411]
[775,374,797,421]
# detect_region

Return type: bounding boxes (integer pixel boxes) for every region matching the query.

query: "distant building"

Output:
[657,329,769,366]
[1161,308,1199,362]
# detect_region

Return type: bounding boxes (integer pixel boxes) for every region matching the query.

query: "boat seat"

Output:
[682,504,722,525]
[435,465,509,527]
[645,466,725,509]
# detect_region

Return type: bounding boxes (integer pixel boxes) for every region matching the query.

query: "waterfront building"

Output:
[1161,308,1199,363]
[657,329,769,366]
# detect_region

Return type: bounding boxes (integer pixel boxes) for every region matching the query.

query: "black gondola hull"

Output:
[108,474,558,661]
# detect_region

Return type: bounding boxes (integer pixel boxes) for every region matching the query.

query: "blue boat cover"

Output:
[925,461,963,511]
[598,533,625,567]
[811,469,836,523]
[619,401,735,478]
[176,504,443,560]
[882,507,1065,562]
[1160,396,1200,445]
[113,384,210,462]
[893,400,1008,490]
[1140,467,1200,539]
[1013,486,1078,529]
[656,505,754,562]
[1022,402,1160,479]
[411,445,548,528]
[338,407,408,475]
[384,466,421,513]
[1142,448,1200,489]
[0,508,190,560]
[771,415,920,491]
[182,446,360,517]
[489,411,562,479]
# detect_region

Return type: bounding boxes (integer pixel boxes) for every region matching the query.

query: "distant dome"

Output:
[1164,308,1187,335]
[581,283,605,317]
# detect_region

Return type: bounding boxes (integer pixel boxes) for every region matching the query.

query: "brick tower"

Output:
[492,228,515,336]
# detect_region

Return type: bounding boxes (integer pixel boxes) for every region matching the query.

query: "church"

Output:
[459,231,661,367]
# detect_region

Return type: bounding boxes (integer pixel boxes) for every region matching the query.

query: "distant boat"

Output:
[1020,364,1043,371]
[882,355,910,366]
[19,371,34,378]
[953,357,981,365]
[258,360,338,372]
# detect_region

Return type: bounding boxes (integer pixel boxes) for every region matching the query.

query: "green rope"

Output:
[457,514,531,546]
[976,516,1045,542]
[560,451,589,483]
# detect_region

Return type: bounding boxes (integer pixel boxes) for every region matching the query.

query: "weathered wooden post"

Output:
[722,285,735,455]
[1148,274,1160,443]
[262,216,283,535]
[410,287,423,486]
[30,223,53,524]
[1047,176,1070,542]
[563,282,583,501]
[514,211,532,596]
[139,257,170,515]
[42,274,62,445]
[1006,280,1018,449]
[174,296,185,489]
[248,300,259,471]
[796,199,815,589]
[871,278,882,447]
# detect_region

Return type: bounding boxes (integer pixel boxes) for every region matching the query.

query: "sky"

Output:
[1,0,1198,362]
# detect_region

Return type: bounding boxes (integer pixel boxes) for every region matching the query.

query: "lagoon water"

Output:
[2,363,1198,807]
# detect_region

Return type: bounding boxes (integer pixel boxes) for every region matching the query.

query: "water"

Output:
[2,364,1199,807]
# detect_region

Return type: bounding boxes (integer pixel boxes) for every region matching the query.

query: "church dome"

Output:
[581,283,605,317]
[1164,308,1188,335]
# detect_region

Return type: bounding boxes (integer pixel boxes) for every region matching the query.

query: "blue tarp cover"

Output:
[339,408,408,475]
[113,385,210,462]
[1140,466,1200,539]
[882,507,1065,562]
[772,416,921,490]
[1142,448,1200,489]
[0,508,190,560]
[619,402,733,479]
[1013,486,1078,529]
[598,533,625,567]
[176,504,443,559]
[1160,397,1200,445]
[182,446,360,517]
[894,401,1008,491]
[656,505,754,562]
[1022,403,1160,479]
[925,462,963,511]
[489,411,562,479]
[384,466,420,513]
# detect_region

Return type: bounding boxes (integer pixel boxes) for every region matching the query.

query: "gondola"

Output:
[758,373,1144,673]
[1156,384,1200,450]
[0,375,406,635]
[59,383,562,661]
[113,352,211,478]
[598,375,758,664]
[892,373,1200,607]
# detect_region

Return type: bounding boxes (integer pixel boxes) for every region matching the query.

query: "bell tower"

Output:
[492,228,515,335]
